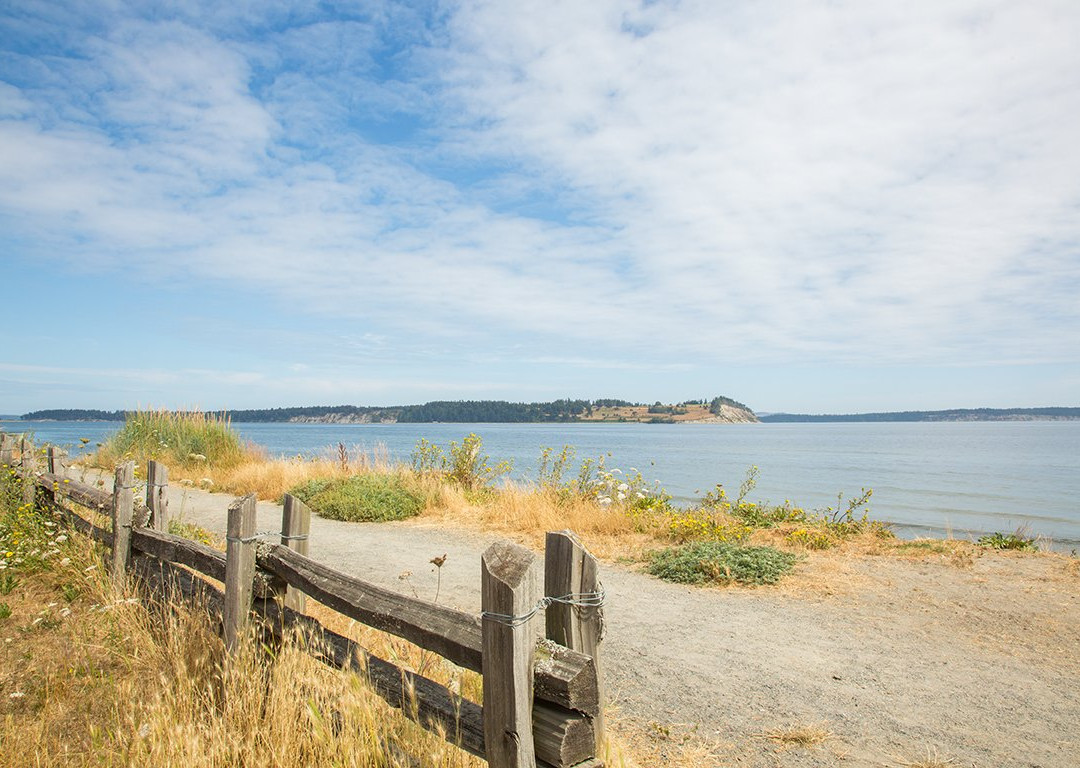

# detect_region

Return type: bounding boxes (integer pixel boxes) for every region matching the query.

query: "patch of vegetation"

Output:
[167,519,217,546]
[647,541,798,586]
[289,473,427,522]
[94,409,250,471]
[978,531,1038,551]
[897,540,952,554]
[410,433,513,490]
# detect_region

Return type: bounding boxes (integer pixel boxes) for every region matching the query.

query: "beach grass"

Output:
[0,463,636,768]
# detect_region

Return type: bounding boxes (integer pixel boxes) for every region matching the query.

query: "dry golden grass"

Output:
[763,721,833,748]
[0,531,493,768]
[1,490,634,768]
[418,481,663,560]
[896,747,956,766]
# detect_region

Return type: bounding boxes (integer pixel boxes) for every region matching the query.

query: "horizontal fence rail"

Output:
[1,434,606,768]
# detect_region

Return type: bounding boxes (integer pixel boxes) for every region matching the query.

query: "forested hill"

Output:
[760,407,1080,422]
[20,396,755,424]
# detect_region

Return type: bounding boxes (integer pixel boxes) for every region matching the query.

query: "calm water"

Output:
[4,419,1078,549]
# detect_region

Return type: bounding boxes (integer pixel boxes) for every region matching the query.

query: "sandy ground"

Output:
[69,468,1080,767]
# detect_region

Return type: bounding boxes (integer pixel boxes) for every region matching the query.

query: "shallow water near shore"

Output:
[5,419,1079,550]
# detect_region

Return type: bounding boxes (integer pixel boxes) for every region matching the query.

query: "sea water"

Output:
[5,419,1078,549]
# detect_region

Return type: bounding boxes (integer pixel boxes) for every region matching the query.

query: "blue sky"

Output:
[1,0,1078,415]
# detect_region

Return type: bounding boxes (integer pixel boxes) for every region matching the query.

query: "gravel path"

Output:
[76,471,1080,767]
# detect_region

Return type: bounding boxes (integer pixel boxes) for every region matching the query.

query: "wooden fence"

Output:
[0,433,606,768]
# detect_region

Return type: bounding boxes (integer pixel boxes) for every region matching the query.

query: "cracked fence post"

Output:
[20,436,36,507]
[280,493,311,613]
[224,494,257,655]
[146,460,170,532]
[545,530,606,753]
[110,461,136,587]
[482,541,539,768]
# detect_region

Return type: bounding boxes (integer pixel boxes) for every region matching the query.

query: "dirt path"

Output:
[75,470,1080,767]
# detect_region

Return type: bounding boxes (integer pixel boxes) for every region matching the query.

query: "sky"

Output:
[1,0,1078,415]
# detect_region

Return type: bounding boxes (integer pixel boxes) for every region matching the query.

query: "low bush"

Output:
[289,473,427,522]
[978,531,1038,551]
[647,541,798,586]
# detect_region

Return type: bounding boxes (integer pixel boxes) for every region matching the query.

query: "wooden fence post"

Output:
[545,531,606,752]
[46,445,66,475]
[280,493,311,613]
[146,461,170,532]
[0,434,13,466]
[224,494,257,655]
[110,461,136,586]
[20,436,36,506]
[482,541,539,768]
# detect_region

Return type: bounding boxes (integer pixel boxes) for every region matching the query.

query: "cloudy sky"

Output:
[1,0,1078,414]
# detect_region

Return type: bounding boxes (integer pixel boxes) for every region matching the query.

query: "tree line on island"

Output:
[18,402,1078,423]
[20,396,751,424]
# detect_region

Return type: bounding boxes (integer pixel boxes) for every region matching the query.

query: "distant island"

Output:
[760,407,1080,422]
[18,396,758,425]
[16,403,1079,425]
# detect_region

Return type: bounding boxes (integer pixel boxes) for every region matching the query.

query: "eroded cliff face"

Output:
[682,404,759,423]
[288,413,397,424]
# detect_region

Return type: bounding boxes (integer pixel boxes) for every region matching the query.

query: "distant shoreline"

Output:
[760,407,1080,423]
[7,404,1080,424]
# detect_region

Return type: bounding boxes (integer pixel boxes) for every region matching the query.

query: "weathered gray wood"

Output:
[0,433,14,466]
[259,542,595,712]
[532,702,595,767]
[482,540,539,768]
[223,494,257,654]
[46,445,66,474]
[280,494,310,612]
[533,640,599,717]
[37,471,113,512]
[146,461,170,532]
[545,531,606,745]
[131,527,227,582]
[20,436,36,506]
[110,462,135,586]
[259,543,484,670]
[127,543,595,768]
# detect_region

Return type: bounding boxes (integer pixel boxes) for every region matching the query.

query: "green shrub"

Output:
[409,434,512,490]
[289,473,427,522]
[647,541,798,586]
[978,531,1038,551]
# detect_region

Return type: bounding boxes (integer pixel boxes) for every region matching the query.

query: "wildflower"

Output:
[55,535,67,543]
[9,691,24,699]
[59,558,71,567]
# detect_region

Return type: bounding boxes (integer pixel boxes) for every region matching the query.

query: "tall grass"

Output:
[0,468,487,767]
[94,409,253,472]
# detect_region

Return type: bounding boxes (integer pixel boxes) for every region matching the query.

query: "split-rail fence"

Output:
[0,433,606,768]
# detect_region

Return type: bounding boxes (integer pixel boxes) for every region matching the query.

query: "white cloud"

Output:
[1,0,1078,381]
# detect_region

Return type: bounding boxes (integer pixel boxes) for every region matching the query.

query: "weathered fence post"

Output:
[20,436,37,506]
[482,541,539,768]
[545,531,606,752]
[224,494,257,655]
[0,434,13,466]
[146,460,170,532]
[280,493,311,613]
[46,445,66,475]
[110,461,136,586]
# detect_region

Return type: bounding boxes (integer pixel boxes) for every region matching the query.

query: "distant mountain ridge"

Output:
[760,407,1080,422]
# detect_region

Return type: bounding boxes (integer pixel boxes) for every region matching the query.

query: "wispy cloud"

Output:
[1,1,1078,410]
